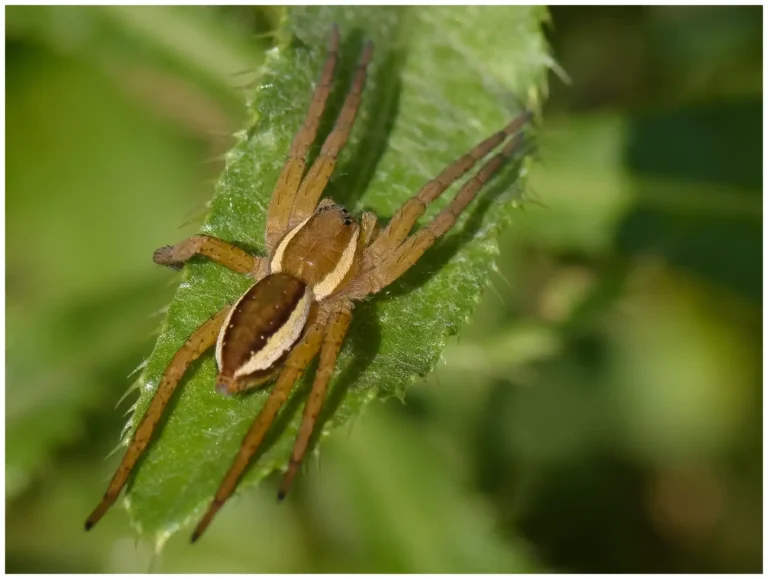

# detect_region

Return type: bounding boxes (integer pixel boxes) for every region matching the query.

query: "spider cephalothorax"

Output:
[86,25,531,542]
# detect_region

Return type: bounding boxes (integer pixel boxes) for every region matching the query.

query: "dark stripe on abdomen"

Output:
[219,273,306,377]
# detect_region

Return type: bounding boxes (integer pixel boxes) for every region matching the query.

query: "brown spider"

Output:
[85,25,531,543]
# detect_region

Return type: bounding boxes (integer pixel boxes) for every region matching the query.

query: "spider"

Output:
[85,25,531,543]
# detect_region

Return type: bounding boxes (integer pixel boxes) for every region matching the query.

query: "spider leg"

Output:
[154,235,266,278]
[265,25,341,251]
[190,307,331,543]
[366,111,531,263]
[278,300,353,500]
[85,306,231,531]
[360,211,380,245]
[287,41,374,229]
[349,132,526,299]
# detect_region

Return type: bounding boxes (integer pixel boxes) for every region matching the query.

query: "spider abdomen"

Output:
[270,203,361,300]
[214,272,312,394]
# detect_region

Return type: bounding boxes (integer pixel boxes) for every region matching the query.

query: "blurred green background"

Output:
[6,5,762,573]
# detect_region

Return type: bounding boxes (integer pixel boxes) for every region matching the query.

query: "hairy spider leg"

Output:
[360,211,380,245]
[366,111,532,262]
[85,306,232,531]
[265,25,341,250]
[287,40,375,230]
[352,131,527,298]
[190,309,331,543]
[153,234,266,277]
[278,300,354,500]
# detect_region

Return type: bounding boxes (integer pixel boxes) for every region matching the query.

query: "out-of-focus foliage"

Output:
[6,5,761,573]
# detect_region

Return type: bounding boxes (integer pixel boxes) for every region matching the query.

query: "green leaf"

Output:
[123,5,549,541]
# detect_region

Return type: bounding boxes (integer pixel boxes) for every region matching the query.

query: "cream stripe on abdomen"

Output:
[233,287,312,378]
